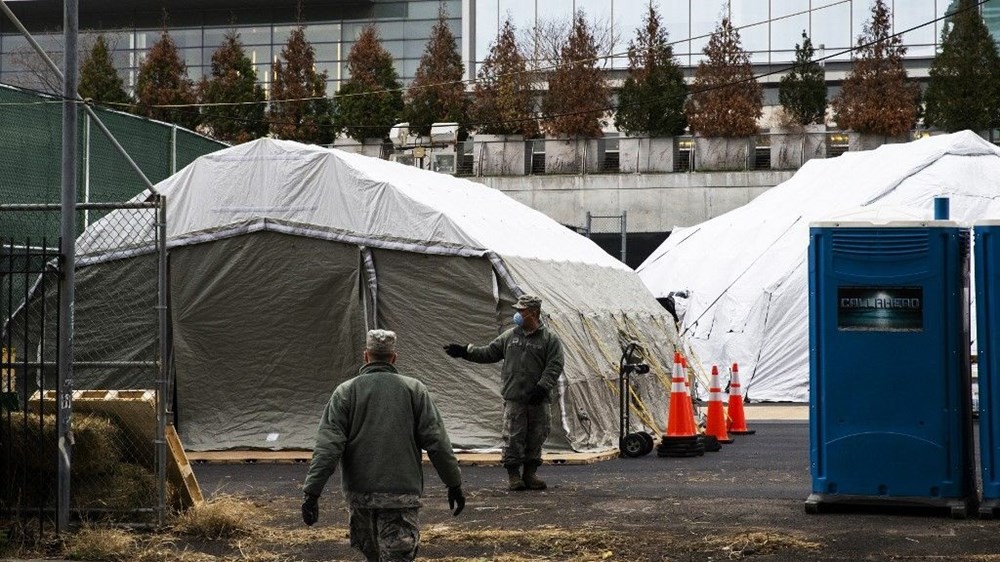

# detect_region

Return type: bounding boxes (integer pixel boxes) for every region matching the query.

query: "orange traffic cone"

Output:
[727,362,756,435]
[666,352,697,437]
[705,365,733,444]
[657,352,705,457]
[680,354,697,429]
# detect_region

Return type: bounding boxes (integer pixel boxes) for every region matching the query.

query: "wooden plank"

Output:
[166,425,204,508]
[1,347,13,392]
[187,451,311,463]
[186,449,620,466]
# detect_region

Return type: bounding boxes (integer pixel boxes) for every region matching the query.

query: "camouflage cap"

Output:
[366,329,397,355]
[512,294,542,310]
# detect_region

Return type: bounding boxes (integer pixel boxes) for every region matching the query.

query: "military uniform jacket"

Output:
[303,362,462,500]
[466,324,565,402]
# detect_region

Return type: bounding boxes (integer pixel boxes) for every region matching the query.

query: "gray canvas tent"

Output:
[12,139,680,452]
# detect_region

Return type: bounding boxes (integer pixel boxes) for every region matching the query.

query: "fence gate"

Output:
[0,200,168,541]
[586,211,628,264]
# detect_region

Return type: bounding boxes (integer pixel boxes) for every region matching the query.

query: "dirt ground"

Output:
[148,421,1000,562]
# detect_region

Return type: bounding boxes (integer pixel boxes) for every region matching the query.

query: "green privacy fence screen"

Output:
[0,84,226,240]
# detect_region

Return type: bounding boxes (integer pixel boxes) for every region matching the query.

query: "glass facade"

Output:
[0,0,462,96]
[473,0,963,69]
[3,0,999,97]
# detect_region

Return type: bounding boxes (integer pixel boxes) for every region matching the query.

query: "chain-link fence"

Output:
[0,84,224,221]
[585,211,627,264]
[0,200,167,542]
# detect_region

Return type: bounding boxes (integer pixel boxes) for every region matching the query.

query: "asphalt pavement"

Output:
[188,419,1000,561]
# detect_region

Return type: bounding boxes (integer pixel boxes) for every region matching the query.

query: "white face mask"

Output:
[513,312,524,327]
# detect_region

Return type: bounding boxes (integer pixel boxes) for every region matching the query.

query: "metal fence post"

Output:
[620,210,627,264]
[171,125,178,175]
[84,114,90,228]
[156,195,168,526]
[57,0,79,534]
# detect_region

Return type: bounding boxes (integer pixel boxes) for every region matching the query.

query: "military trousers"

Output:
[349,506,420,562]
[501,399,551,467]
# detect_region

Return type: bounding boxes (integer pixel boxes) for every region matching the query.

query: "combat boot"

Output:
[506,465,526,491]
[522,463,547,490]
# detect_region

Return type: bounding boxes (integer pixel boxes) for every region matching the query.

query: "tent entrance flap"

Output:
[170,232,365,451]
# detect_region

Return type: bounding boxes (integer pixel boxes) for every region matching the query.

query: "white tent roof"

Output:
[637,130,1000,402]
[80,138,626,271]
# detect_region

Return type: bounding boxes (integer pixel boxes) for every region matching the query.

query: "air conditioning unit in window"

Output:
[433,152,457,174]
[391,153,415,167]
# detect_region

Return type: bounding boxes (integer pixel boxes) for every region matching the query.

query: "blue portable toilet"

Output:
[976,221,1000,517]
[806,212,974,517]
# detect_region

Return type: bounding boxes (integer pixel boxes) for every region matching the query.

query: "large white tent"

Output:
[637,131,1000,402]
[10,139,678,452]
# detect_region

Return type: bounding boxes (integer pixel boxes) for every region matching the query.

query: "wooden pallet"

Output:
[166,425,204,507]
[186,448,620,466]
[29,389,203,509]
[1,347,14,392]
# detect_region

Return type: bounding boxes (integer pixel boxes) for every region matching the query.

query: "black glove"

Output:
[448,485,465,516]
[444,343,468,359]
[302,493,319,526]
[528,385,549,405]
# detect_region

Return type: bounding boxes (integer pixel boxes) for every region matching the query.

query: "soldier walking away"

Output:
[443,294,565,491]
[302,329,465,562]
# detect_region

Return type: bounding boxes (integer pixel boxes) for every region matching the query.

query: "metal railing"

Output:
[356,129,988,178]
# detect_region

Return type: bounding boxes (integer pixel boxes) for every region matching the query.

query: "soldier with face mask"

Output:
[443,294,565,491]
[303,329,465,562]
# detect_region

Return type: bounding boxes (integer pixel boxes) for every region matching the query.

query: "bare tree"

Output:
[518,14,618,73]
[6,31,114,94]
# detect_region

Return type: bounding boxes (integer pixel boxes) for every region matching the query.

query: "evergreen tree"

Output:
[831,0,919,136]
[269,24,334,145]
[541,11,610,137]
[335,24,404,142]
[778,31,827,126]
[614,4,687,136]
[472,18,538,137]
[135,29,199,129]
[78,34,129,106]
[924,0,1000,132]
[404,6,468,136]
[199,29,267,144]
[684,18,762,137]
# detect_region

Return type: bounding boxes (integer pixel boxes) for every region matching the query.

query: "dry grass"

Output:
[251,524,349,547]
[171,495,259,539]
[63,525,135,561]
[4,496,826,562]
[428,554,576,562]
[422,525,637,560]
[75,462,159,511]
[1,412,121,474]
[705,530,822,559]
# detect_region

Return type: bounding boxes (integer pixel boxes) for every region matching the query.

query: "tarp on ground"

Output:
[9,138,680,452]
[636,130,1000,402]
